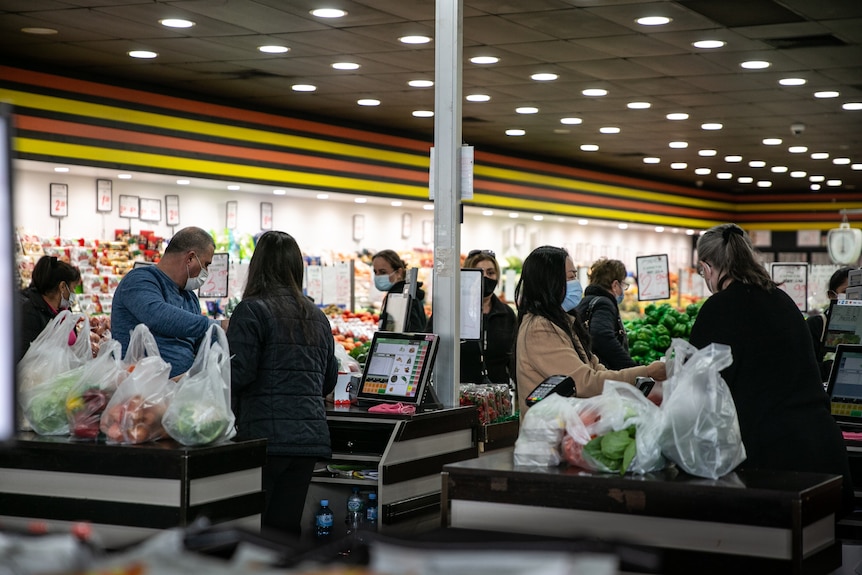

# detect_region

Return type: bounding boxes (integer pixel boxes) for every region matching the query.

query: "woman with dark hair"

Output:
[18,255,82,361]
[691,223,852,513]
[227,231,338,538]
[371,248,427,332]
[514,246,665,417]
[807,266,853,381]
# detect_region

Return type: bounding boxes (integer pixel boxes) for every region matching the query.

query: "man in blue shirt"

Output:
[112,226,227,378]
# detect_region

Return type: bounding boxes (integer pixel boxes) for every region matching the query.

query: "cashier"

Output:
[18,255,81,361]
[111,226,228,377]
[806,266,852,381]
[515,246,666,417]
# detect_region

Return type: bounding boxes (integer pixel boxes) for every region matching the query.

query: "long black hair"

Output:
[30,255,80,295]
[515,245,592,362]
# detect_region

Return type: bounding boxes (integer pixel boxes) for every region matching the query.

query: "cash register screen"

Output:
[826,345,862,424]
[823,300,862,351]
[356,332,439,405]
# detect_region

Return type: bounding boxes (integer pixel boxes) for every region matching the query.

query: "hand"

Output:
[646,360,667,381]
[220,318,230,332]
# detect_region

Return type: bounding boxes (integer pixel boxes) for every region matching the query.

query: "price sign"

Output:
[260,202,272,231]
[96,179,112,212]
[306,264,323,304]
[119,195,139,219]
[139,198,161,222]
[226,201,238,230]
[165,195,180,226]
[636,254,671,301]
[49,183,68,218]
[771,262,808,312]
[199,253,229,298]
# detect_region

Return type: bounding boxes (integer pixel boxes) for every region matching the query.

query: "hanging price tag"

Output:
[49,183,68,218]
[771,262,808,312]
[96,179,112,212]
[636,254,670,301]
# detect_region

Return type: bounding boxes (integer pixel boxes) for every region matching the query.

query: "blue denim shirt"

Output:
[111,265,214,377]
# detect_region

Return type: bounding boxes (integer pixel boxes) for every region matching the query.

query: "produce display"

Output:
[625,302,700,364]
[459,383,514,425]
[326,306,378,354]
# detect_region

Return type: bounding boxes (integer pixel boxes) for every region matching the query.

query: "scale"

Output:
[827,210,862,265]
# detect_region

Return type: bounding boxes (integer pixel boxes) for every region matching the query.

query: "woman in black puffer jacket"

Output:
[228,231,338,539]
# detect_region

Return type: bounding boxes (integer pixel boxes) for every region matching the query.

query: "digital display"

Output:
[357,332,439,405]
[823,300,862,351]
[827,345,862,423]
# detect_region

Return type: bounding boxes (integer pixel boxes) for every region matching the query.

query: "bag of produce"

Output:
[18,311,92,433]
[513,393,572,466]
[122,322,163,368]
[163,324,235,446]
[658,339,746,479]
[560,381,665,475]
[65,340,128,439]
[100,354,173,444]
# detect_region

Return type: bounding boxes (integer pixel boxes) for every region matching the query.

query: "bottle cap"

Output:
[321,499,329,506]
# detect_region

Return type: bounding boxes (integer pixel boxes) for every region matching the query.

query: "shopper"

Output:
[111,226,225,378]
[690,223,853,513]
[426,249,517,384]
[18,255,82,361]
[514,246,665,417]
[371,249,427,332]
[574,258,637,370]
[807,266,853,381]
[227,230,338,538]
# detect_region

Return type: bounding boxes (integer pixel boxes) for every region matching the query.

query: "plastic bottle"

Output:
[346,487,364,533]
[365,492,378,529]
[315,499,333,539]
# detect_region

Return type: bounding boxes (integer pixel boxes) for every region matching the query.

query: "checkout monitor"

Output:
[823,299,862,351]
[826,344,862,427]
[356,332,439,406]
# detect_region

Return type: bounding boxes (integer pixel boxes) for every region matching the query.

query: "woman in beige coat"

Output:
[514,246,666,417]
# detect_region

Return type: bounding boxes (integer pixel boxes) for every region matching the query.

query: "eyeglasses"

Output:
[467,249,495,258]
[697,261,710,278]
[617,279,630,291]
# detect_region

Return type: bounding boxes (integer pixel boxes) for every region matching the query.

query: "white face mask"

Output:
[59,284,73,310]
[184,255,208,291]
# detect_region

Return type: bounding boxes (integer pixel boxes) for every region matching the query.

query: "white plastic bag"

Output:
[163,324,236,446]
[66,340,128,439]
[514,393,571,466]
[123,322,163,368]
[659,339,747,479]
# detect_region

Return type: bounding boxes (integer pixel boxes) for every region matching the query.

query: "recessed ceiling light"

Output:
[738,176,754,184]
[637,16,671,26]
[643,157,660,164]
[413,110,434,117]
[844,102,862,110]
[466,94,490,102]
[159,18,195,28]
[724,155,743,162]
[771,166,788,173]
[669,141,688,148]
[357,99,380,106]
[531,73,558,81]
[354,197,367,204]
[423,204,434,210]
[692,40,725,49]
[509,213,519,219]
[695,167,711,175]
[788,146,808,153]
[748,160,766,168]
[273,189,287,195]
[599,127,620,134]
[809,175,825,182]
[54,167,69,172]
[655,226,665,233]
[762,138,782,145]
[698,149,717,157]
[258,45,289,54]
[516,106,539,114]
[790,171,807,178]
[578,219,589,226]
[814,90,839,98]
[482,209,494,216]
[811,184,821,191]
[21,27,58,35]
[506,129,526,136]
[582,88,607,97]
[853,164,862,170]
[756,181,772,188]
[618,222,629,229]
[740,60,770,70]
[670,162,687,169]
[560,117,582,125]
[118,174,132,179]
[834,157,851,165]
[666,113,689,120]
[177,179,190,185]
[391,201,402,207]
[811,152,829,160]
[332,62,360,70]
[580,144,599,151]
[408,79,434,88]
[827,179,842,186]
[291,84,316,92]
[311,8,347,18]
[227,185,240,190]
[716,172,733,179]
[317,193,329,199]
[533,215,544,221]
[399,35,431,44]
[701,122,723,130]
[779,78,806,86]
[128,50,157,59]
[627,102,651,109]
[470,56,499,64]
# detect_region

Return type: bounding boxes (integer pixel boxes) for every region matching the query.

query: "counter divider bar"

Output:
[382,447,478,485]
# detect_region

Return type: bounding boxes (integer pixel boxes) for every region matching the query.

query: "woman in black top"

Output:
[18,255,81,362]
[807,266,852,381]
[371,249,427,332]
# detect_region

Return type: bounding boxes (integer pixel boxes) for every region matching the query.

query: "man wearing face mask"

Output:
[574,258,637,370]
[112,226,228,378]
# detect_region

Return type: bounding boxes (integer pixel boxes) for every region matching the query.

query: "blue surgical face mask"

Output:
[561,279,583,312]
[615,292,624,305]
[374,274,393,292]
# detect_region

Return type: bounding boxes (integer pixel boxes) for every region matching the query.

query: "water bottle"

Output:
[365,492,378,529]
[315,499,333,539]
[346,487,364,533]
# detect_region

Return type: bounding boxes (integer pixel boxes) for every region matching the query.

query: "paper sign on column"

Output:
[636,254,670,301]
[771,262,808,312]
[306,265,323,304]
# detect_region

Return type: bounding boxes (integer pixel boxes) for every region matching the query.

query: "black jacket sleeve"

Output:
[588,298,637,370]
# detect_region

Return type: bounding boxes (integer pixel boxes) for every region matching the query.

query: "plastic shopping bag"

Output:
[658,339,746,479]
[18,311,92,434]
[561,381,665,475]
[513,393,572,466]
[122,322,163,368]
[163,324,236,446]
[65,340,129,439]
